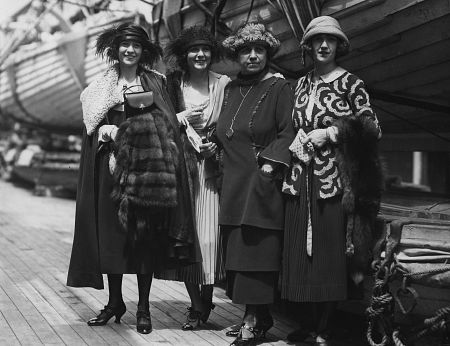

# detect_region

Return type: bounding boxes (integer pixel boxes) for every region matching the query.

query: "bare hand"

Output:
[176,107,203,127]
[199,141,217,159]
[261,163,275,174]
[305,128,328,149]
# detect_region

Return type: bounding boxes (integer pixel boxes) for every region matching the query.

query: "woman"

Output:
[155,26,231,330]
[281,16,382,345]
[66,23,196,334]
[216,22,295,345]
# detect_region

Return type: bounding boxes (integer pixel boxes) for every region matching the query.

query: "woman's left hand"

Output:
[306,128,328,149]
[199,142,217,159]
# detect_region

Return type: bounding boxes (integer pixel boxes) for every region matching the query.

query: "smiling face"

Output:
[310,34,338,66]
[237,44,268,75]
[118,39,143,67]
[186,44,212,72]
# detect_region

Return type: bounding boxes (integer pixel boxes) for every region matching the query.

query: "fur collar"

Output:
[80,65,121,135]
[80,65,167,135]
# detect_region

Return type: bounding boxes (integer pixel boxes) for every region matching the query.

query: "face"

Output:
[186,45,212,72]
[118,40,142,67]
[310,34,338,65]
[238,44,267,75]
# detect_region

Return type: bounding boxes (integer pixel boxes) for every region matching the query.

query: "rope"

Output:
[404,265,450,278]
[366,272,397,346]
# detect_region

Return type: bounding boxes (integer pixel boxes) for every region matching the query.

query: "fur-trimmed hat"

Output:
[164,26,221,71]
[96,22,162,67]
[222,22,280,58]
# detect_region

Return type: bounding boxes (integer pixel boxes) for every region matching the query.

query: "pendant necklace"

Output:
[226,85,253,139]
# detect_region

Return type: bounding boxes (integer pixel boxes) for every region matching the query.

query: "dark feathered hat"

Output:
[164,26,222,71]
[96,22,162,67]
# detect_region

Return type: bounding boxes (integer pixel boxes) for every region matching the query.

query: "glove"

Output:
[98,125,118,143]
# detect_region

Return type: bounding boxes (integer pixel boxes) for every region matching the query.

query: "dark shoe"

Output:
[182,307,202,331]
[287,328,315,342]
[87,303,126,326]
[230,323,261,346]
[314,334,331,345]
[226,324,241,337]
[136,309,152,334]
[258,313,273,338]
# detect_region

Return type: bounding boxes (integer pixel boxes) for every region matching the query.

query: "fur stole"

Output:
[335,115,384,284]
[111,110,179,239]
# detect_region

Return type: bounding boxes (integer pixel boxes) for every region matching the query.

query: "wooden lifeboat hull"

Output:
[0,16,135,135]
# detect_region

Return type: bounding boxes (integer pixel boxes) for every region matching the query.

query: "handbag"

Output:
[289,128,314,164]
[123,85,154,118]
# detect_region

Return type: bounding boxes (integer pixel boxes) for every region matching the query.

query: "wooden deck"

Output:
[0,180,299,345]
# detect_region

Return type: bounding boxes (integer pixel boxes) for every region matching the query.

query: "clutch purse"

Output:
[289,128,314,164]
[205,124,218,144]
[123,85,154,118]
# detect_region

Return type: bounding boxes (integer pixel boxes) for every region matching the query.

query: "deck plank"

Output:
[0,179,300,345]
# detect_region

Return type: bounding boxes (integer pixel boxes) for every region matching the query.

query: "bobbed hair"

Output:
[302,36,350,59]
[164,26,222,72]
[96,22,162,68]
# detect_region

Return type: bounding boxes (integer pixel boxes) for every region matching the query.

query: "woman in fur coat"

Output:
[281,16,383,345]
[155,26,231,330]
[66,23,197,335]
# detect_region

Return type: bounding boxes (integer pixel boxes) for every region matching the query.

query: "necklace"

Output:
[226,85,253,139]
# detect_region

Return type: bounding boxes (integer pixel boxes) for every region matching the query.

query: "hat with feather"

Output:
[96,22,162,68]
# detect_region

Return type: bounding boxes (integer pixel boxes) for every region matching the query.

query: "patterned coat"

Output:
[282,68,381,199]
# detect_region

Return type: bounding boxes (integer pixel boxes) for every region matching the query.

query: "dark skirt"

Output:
[281,172,347,302]
[222,225,281,304]
[96,110,162,274]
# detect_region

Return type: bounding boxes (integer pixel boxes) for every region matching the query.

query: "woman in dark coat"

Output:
[281,16,382,345]
[66,23,197,334]
[217,22,295,345]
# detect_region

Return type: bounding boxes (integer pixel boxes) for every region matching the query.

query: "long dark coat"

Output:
[67,71,198,289]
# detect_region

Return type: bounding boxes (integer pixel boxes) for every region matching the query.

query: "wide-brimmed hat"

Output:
[222,22,280,58]
[301,16,349,48]
[96,23,161,67]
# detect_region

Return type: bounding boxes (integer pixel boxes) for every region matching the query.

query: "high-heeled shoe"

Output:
[181,307,202,330]
[87,303,126,326]
[136,308,152,334]
[226,324,241,337]
[287,328,315,342]
[230,323,260,346]
[258,313,273,338]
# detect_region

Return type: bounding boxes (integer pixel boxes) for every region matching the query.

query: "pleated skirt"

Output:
[157,159,224,284]
[281,172,347,302]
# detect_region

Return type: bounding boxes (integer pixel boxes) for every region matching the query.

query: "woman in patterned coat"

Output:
[281,16,381,345]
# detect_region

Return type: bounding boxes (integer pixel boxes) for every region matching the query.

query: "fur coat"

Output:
[335,115,384,284]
